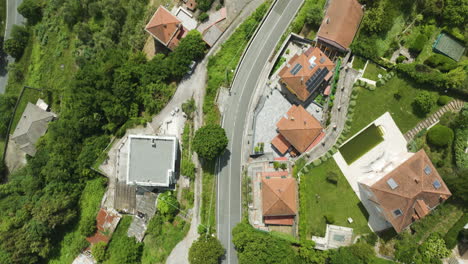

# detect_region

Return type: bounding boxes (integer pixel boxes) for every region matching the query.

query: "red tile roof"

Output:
[261,170,289,178]
[368,150,452,233]
[186,0,197,11]
[264,216,295,226]
[262,177,297,221]
[279,47,335,101]
[317,0,364,51]
[271,134,291,155]
[86,209,119,245]
[145,6,184,50]
[275,105,324,153]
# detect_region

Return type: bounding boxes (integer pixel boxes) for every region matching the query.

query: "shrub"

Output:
[437,95,451,106]
[193,124,228,160]
[312,159,322,166]
[197,224,208,235]
[409,34,428,54]
[454,128,468,169]
[413,91,436,115]
[157,192,180,222]
[427,124,454,147]
[396,55,406,64]
[4,25,30,59]
[79,216,96,237]
[424,54,458,73]
[196,0,215,12]
[18,0,42,24]
[198,12,209,22]
[189,236,225,264]
[444,214,468,249]
[91,242,107,263]
[324,214,335,224]
[181,159,196,179]
[326,172,338,185]
[349,100,356,107]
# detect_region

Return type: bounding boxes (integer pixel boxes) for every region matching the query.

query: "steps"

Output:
[404,99,465,142]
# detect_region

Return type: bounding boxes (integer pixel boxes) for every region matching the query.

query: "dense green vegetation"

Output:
[141,214,190,263]
[189,236,225,264]
[0,0,207,263]
[103,216,142,264]
[193,124,228,161]
[298,159,371,238]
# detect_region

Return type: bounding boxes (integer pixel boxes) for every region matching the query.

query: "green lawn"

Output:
[363,62,387,81]
[201,162,216,231]
[47,178,107,264]
[141,216,190,264]
[352,56,367,70]
[375,15,406,58]
[348,76,442,137]
[299,159,371,239]
[340,124,384,165]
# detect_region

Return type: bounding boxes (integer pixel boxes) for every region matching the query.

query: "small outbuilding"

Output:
[11,100,56,156]
[433,33,466,61]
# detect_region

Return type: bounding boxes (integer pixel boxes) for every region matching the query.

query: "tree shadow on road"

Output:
[218,148,231,172]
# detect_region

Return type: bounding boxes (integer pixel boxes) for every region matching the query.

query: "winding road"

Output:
[217,0,304,263]
[0,0,25,94]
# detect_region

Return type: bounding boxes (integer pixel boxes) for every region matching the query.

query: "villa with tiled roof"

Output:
[359,149,451,233]
[279,47,335,102]
[272,105,324,156]
[262,175,297,226]
[145,6,188,50]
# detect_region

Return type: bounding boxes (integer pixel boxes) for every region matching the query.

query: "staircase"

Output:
[404,99,465,142]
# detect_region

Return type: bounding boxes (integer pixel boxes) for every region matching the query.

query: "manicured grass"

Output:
[352,56,367,70]
[48,178,107,264]
[299,159,371,239]
[363,62,387,81]
[340,124,384,165]
[415,28,442,63]
[348,76,442,137]
[374,15,406,58]
[141,216,190,264]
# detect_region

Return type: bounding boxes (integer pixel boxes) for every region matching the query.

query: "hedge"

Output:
[443,213,468,249]
[454,128,468,169]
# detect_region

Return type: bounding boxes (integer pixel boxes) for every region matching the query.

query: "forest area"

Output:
[0,0,206,263]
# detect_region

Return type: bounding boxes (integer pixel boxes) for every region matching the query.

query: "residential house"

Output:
[316,0,364,54]
[145,6,188,50]
[11,101,56,156]
[272,105,324,156]
[279,47,335,102]
[262,171,297,226]
[359,150,451,233]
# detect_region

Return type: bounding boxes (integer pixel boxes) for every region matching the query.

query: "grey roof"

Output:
[127,136,177,187]
[127,192,158,242]
[11,102,56,156]
[202,25,223,47]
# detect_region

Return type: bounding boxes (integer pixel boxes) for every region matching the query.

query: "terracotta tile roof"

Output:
[275,105,324,153]
[368,150,451,233]
[261,170,289,178]
[86,209,119,245]
[305,131,325,152]
[262,177,297,219]
[264,216,295,226]
[317,0,364,51]
[271,134,291,155]
[145,6,182,49]
[279,47,335,101]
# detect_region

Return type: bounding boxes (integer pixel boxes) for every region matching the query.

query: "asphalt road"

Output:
[0,0,25,94]
[217,0,303,263]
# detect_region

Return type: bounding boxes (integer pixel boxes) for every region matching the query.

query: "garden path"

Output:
[404,99,465,141]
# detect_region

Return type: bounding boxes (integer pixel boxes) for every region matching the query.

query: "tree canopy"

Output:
[157,191,180,222]
[414,91,436,115]
[427,124,454,147]
[189,236,225,264]
[193,124,228,160]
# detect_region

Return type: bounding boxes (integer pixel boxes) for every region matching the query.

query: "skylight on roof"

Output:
[387,178,398,190]
[433,180,441,189]
[319,57,326,64]
[393,209,403,217]
[424,165,432,175]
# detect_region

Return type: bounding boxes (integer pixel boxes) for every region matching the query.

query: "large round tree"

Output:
[189,236,225,264]
[427,124,454,147]
[193,124,228,160]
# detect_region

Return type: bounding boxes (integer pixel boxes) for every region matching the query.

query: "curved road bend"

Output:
[0,0,25,94]
[217,0,304,263]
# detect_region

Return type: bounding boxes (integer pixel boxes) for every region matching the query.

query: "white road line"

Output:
[224,2,294,263]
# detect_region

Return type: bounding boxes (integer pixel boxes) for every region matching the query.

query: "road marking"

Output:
[222,1,297,262]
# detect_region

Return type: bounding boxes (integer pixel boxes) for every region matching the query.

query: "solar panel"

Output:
[387,178,398,189]
[290,63,303,75]
[433,180,441,189]
[393,209,403,217]
[306,68,330,93]
[424,165,432,175]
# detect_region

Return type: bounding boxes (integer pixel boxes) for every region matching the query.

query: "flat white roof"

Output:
[126,135,177,187]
